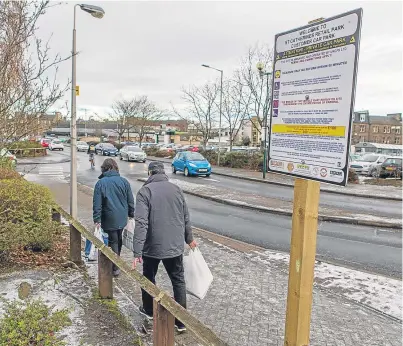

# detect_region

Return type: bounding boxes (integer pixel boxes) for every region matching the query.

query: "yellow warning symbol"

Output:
[350,36,355,44]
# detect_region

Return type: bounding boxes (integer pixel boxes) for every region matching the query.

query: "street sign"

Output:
[268,9,362,186]
[75,86,80,96]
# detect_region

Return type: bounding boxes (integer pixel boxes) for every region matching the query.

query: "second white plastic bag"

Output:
[122,218,135,251]
[183,248,213,300]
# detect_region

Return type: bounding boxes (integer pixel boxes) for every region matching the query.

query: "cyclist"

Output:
[87,142,96,169]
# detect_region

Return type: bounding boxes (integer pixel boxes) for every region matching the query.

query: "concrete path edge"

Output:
[146,158,402,202]
[137,178,402,230]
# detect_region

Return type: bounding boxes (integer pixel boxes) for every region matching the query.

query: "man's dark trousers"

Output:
[142,255,186,327]
[106,229,123,272]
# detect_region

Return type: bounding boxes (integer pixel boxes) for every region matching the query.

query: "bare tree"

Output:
[173,81,219,147]
[110,99,135,143]
[111,96,163,144]
[0,1,70,148]
[128,96,163,145]
[237,43,274,141]
[221,78,251,150]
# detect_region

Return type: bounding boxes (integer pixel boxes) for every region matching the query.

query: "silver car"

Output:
[119,146,147,162]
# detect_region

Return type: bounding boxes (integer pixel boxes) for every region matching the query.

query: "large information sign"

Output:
[268,9,362,186]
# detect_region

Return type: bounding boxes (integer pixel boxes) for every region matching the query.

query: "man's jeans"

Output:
[142,255,186,328]
[85,230,122,271]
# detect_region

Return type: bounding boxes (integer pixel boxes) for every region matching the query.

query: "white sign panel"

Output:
[268,9,362,186]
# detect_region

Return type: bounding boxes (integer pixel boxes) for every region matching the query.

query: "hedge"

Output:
[0,165,62,258]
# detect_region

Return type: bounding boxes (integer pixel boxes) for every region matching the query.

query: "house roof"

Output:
[369,116,401,125]
[355,143,402,150]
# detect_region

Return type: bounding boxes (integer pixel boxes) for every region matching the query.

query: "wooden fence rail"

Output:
[54,206,227,346]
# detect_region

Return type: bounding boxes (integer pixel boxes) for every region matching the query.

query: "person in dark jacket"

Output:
[93,158,135,277]
[132,161,196,333]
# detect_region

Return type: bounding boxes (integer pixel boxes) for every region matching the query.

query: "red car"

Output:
[40,138,51,148]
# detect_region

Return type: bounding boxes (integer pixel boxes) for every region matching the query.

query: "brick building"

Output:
[351,111,402,145]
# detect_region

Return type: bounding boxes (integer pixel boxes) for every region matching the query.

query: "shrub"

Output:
[348,168,359,184]
[0,299,71,346]
[0,178,61,253]
[154,150,176,159]
[0,167,21,180]
[145,147,159,157]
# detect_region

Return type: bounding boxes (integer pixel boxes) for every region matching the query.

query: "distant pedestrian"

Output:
[132,161,196,333]
[92,158,135,277]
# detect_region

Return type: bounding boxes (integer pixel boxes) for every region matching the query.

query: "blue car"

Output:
[172,152,211,177]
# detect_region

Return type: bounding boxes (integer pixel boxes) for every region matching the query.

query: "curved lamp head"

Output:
[201,64,210,68]
[79,4,105,18]
[256,62,265,72]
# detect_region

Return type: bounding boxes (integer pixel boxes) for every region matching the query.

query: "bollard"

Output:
[69,224,82,264]
[98,251,113,299]
[153,299,175,346]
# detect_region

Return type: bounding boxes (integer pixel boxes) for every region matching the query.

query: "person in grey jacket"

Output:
[93,158,135,277]
[132,161,196,332]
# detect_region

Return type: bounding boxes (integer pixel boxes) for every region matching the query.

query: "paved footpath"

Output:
[38,178,402,346]
[148,156,402,200]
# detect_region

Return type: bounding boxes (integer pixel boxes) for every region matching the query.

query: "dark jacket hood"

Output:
[144,173,168,185]
[98,170,120,180]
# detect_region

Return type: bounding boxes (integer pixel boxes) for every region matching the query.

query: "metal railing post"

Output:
[52,209,61,223]
[69,224,82,264]
[98,251,113,298]
[153,299,175,346]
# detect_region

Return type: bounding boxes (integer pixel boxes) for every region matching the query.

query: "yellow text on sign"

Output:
[272,124,346,137]
[75,86,80,96]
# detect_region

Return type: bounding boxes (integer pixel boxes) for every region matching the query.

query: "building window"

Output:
[386,137,391,144]
[359,125,365,132]
[373,126,379,133]
[395,137,400,144]
[396,127,401,135]
[384,126,391,133]
[359,136,365,142]
[360,114,366,122]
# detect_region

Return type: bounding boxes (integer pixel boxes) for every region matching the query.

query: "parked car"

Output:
[172,151,211,177]
[48,139,64,151]
[95,143,118,156]
[76,141,89,152]
[379,157,402,179]
[350,154,387,175]
[177,145,199,152]
[40,138,52,148]
[119,146,147,162]
[0,148,17,167]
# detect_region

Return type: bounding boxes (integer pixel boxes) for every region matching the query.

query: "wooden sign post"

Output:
[266,9,362,346]
[284,179,320,346]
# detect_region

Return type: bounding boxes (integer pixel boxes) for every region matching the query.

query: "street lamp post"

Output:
[201,64,223,166]
[256,62,272,180]
[71,4,104,218]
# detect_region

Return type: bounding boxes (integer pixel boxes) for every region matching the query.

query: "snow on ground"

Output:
[0,270,87,345]
[252,250,402,320]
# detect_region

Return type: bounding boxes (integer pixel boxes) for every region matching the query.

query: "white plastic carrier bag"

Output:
[122,218,135,251]
[88,226,106,261]
[183,248,213,300]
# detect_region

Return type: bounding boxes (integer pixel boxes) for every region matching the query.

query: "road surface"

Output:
[18,148,402,278]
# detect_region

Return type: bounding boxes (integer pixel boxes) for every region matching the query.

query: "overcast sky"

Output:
[38,0,402,119]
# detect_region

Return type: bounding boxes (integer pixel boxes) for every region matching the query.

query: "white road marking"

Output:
[39,166,64,177]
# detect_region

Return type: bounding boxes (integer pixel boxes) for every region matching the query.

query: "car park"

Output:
[95,143,118,156]
[350,154,387,175]
[119,146,147,162]
[48,139,64,151]
[77,141,89,152]
[379,157,402,179]
[172,151,211,177]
